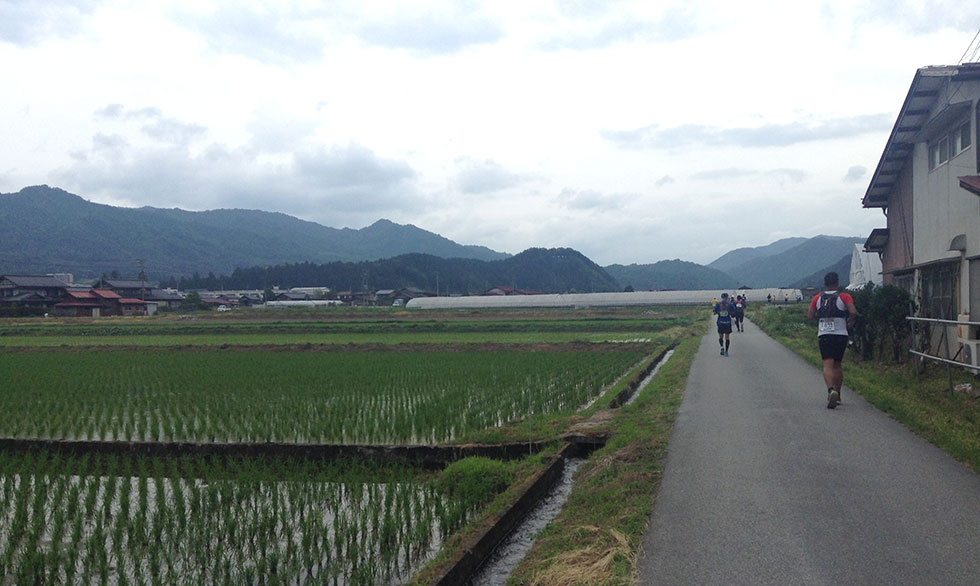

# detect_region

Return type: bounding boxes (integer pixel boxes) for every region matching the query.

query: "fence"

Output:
[907,316,980,392]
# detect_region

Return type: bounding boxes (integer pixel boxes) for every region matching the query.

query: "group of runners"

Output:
[711,293,745,356]
[711,272,859,409]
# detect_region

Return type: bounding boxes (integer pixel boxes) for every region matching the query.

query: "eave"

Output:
[862,63,980,209]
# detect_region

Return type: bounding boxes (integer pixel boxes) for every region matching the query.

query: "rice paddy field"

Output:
[0,306,698,584]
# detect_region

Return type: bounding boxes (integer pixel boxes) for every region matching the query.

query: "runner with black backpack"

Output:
[806,272,858,409]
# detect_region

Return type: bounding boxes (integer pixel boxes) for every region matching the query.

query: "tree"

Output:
[624,284,635,292]
[180,290,209,311]
[263,288,275,303]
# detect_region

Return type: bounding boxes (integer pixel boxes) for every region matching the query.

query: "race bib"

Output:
[818,319,836,332]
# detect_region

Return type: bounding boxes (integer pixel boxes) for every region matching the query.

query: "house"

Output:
[375,287,435,306]
[862,62,980,363]
[485,286,542,296]
[0,274,74,309]
[94,278,182,311]
[53,288,148,317]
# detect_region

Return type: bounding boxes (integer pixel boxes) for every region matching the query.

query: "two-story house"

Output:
[862,62,980,364]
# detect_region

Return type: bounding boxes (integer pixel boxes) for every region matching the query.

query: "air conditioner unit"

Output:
[958,314,977,340]
[958,339,980,369]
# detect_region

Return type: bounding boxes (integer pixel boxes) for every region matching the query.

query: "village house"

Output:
[0,274,75,310]
[485,286,542,296]
[862,62,980,367]
[54,288,148,317]
[94,278,184,311]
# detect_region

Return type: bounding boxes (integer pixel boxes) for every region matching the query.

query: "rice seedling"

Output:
[0,348,645,444]
[0,452,489,585]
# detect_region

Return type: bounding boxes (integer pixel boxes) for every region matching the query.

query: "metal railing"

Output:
[907,316,980,392]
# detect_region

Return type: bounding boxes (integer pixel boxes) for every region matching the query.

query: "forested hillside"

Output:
[0,185,507,280]
[176,248,620,294]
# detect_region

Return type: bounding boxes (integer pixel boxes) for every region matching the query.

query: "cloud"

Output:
[541,5,699,50]
[602,114,893,150]
[856,0,980,34]
[0,0,100,46]
[175,3,330,65]
[843,165,867,183]
[54,136,421,226]
[455,158,528,194]
[93,105,206,147]
[690,168,807,183]
[655,175,674,187]
[357,4,502,54]
[555,188,632,211]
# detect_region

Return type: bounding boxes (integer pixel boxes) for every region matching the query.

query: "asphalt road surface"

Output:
[636,317,980,585]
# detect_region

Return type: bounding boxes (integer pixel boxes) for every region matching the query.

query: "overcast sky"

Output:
[2,1,979,265]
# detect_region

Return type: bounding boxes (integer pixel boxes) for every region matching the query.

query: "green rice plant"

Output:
[0,347,645,444]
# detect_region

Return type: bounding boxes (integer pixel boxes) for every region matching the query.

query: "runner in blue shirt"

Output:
[713,292,734,355]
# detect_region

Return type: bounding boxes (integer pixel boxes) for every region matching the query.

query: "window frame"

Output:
[929,119,972,171]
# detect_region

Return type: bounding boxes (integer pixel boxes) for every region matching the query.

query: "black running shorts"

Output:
[818,334,848,361]
[717,322,732,334]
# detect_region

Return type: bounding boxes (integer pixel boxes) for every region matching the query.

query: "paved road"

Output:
[636,318,980,585]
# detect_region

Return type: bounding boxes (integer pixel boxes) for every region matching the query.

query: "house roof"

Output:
[863,63,980,209]
[959,175,980,196]
[101,279,151,288]
[118,298,147,305]
[0,275,72,288]
[92,289,122,299]
[66,290,97,299]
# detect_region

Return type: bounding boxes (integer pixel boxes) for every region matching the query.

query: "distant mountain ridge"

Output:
[714,235,865,287]
[604,260,738,291]
[1,185,863,293]
[708,237,808,271]
[184,248,619,294]
[0,185,508,280]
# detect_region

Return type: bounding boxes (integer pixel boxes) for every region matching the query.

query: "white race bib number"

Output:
[818,319,836,333]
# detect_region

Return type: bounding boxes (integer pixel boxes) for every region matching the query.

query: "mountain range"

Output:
[0,185,506,280]
[2,185,861,292]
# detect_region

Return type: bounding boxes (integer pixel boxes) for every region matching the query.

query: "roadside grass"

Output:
[750,304,980,471]
[504,334,700,585]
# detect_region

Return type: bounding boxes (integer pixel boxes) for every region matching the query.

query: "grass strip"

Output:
[504,334,700,585]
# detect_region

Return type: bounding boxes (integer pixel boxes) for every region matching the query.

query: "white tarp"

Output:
[848,243,883,289]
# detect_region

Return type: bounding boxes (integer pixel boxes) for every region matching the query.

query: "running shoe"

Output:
[827,390,840,409]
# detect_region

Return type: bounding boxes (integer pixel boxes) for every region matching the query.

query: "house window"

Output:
[920,264,959,319]
[953,120,972,156]
[929,120,971,170]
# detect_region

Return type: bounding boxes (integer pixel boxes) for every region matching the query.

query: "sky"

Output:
[2,1,980,266]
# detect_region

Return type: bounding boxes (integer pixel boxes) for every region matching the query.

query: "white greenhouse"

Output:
[405,288,803,310]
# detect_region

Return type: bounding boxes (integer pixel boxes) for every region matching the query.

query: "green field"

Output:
[0,306,699,584]
[0,348,646,444]
[0,452,482,585]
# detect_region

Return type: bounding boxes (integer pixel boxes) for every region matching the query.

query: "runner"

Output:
[713,292,734,356]
[806,272,858,409]
[731,295,746,332]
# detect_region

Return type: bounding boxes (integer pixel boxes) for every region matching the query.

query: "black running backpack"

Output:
[816,292,845,319]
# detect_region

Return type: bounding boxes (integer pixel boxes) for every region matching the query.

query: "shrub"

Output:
[434,457,512,507]
[851,284,914,362]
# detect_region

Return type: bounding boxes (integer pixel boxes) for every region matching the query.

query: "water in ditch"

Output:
[468,457,585,586]
[624,348,675,406]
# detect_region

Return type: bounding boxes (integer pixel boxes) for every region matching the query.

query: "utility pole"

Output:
[136,258,147,300]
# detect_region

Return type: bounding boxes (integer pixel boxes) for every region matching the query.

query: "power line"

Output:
[958,27,980,64]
